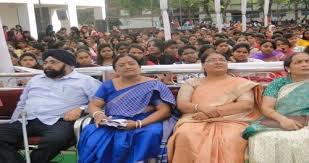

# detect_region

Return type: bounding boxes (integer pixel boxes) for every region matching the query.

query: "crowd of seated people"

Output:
[4,23,309,84]
[1,23,309,163]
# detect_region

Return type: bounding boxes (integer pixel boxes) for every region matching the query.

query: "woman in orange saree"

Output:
[167,52,262,163]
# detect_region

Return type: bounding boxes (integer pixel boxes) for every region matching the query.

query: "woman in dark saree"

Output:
[78,54,176,163]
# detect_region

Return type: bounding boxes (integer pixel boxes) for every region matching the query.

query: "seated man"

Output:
[0,49,101,163]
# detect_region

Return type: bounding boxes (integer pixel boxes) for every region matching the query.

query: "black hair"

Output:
[272,33,283,40]
[164,40,177,49]
[18,52,42,69]
[75,49,91,57]
[199,44,215,58]
[197,38,210,45]
[125,35,136,43]
[283,33,295,39]
[304,46,309,54]
[273,31,284,35]
[63,47,75,53]
[179,38,189,44]
[70,27,79,34]
[128,44,145,53]
[188,35,197,39]
[97,43,114,66]
[213,39,232,60]
[7,30,16,42]
[147,39,164,53]
[232,43,250,52]
[178,47,184,56]
[171,31,180,35]
[284,52,309,72]
[260,40,277,49]
[115,42,129,51]
[32,43,45,52]
[245,33,255,37]
[181,45,196,56]
[110,37,120,48]
[236,36,248,42]
[48,41,65,49]
[302,30,309,40]
[112,54,141,70]
[275,38,291,47]
[15,41,28,49]
[15,25,23,31]
[255,33,266,40]
[213,39,228,47]
[214,33,228,39]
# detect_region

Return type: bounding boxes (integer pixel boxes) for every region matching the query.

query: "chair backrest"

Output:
[0,89,23,119]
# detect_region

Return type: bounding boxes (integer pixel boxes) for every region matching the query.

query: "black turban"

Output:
[42,49,76,66]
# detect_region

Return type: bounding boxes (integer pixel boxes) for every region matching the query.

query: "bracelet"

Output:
[135,121,139,129]
[137,120,142,128]
[193,104,199,113]
[92,111,104,118]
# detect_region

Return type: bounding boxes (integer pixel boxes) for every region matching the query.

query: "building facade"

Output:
[0,0,106,39]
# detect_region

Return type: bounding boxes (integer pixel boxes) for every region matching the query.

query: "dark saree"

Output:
[78,80,176,163]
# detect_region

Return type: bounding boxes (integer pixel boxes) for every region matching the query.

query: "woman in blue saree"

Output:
[243,52,309,163]
[78,54,176,163]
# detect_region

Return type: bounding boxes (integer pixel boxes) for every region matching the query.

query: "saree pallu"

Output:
[167,77,262,163]
[78,80,176,163]
[243,80,309,163]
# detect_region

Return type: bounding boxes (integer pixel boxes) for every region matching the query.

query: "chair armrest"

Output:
[74,115,93,143]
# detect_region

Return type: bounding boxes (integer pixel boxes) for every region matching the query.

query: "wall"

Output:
[119,17,160,29]
[0,4,19,28]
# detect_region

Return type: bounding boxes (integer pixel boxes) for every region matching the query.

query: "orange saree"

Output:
[167,77,262,163]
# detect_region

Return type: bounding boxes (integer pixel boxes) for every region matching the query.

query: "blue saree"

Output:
[78,80,176,163]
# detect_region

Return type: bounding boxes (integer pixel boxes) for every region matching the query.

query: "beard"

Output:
[44,65,66,79]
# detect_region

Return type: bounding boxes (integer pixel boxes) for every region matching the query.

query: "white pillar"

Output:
[66,0,78,27]
[264,0,270,27]
[160,0,171,40]
[17,3,38,39]
[241,0,247,32]
[0,18,13,73]
[50,9,62,32]
[0,18,14,86]
[214,0,222,33]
